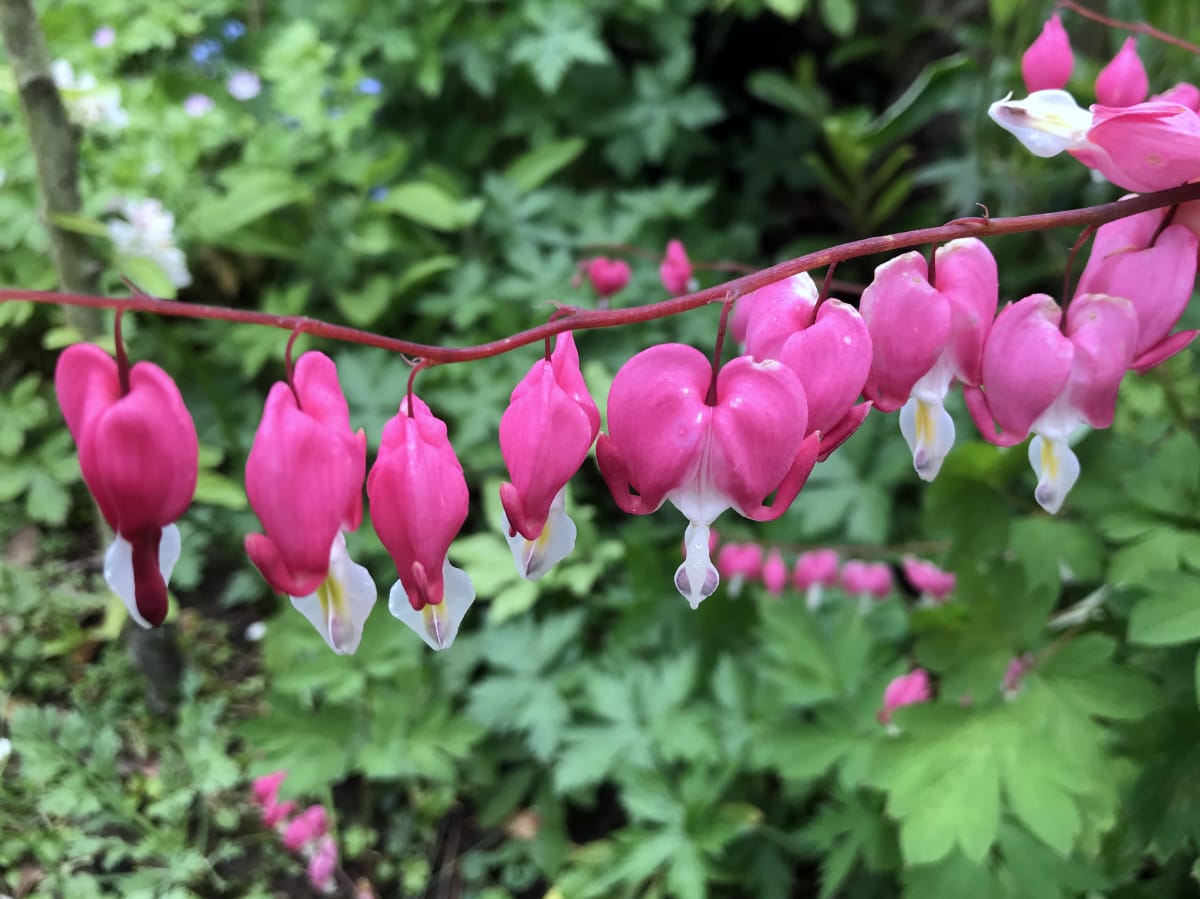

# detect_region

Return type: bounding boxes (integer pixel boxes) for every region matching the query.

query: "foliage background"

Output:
[2,0,1200,896]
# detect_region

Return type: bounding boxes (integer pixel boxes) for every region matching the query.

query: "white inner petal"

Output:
[1029,434,1081,515]
[899,396,956,482]
[389,558,476,651]
[290,532,376,655]
[502,487,577,581]
[674,522,720,609]
[987,90,1094,158]
[103,533,149,629]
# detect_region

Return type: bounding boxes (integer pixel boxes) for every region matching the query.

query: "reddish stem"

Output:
[706,295,735,406]
[406,359,430,416]
[113,308,131,395]
[1056,0,1200,55]
[284,325,305,409]
[4,184,1198,366]
[1061,224,1097,310]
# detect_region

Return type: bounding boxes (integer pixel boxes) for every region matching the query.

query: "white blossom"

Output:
[108,199,193,289]
[51,59,129,130]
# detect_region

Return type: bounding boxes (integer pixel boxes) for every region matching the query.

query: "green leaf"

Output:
[504,137,587,192]
[819,0,857,37]
[49,212,111,239]
[116,255,178,300]
[512,5,610,93]
[765,0,810,19]
[1128,571,1200,646]
[191,171,312,241]
[376,181,483,231]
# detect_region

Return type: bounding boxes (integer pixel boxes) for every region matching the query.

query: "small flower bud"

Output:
[1021,14,1073,93]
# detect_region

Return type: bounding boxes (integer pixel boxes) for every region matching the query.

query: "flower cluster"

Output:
[107,199,193,290]
[251,771,339,894]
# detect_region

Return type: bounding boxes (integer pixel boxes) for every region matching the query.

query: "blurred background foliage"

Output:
[1,0,1200,896]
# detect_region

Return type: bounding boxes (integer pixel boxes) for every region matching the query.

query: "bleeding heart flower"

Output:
[841,560,892,598]
[583,257,631,298]
[499,332,600,579]
[762,548,788,595]
[965,293,1139,513]
[659,239,693,295]
[1095,37,1148,108]
[716,542,764,596]
[368,394,475,650]
[860,239,998,480]
[879,669,932,723]
[1075,208,1199,372]
[56,344,198,628]
[901,555,956,602]
[244,352,374,655]
[1022,14,1073,93]
[597,344,820,608]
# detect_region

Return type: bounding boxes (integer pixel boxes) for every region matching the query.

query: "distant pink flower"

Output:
[659,239,693,295]
[879,669,932,723]
[901,556,956,601]
[762,549,787,595]
[184,93,214,118]
[93,26,116,48]
[793,549,839,590]
[1021,14,1072,93]
[1094,37,1148,108]
[841,560,892,598]
[1003,653,1035,695]
[307,836,338,892]
[252,771,287,807]
[583,257,631,297]
[283,805,330,852]
[1152,82,1200,112]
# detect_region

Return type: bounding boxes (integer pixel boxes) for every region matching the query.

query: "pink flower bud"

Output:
[879,669,931,723]
[1003,653,1034,694]
[793,549,839,590]
[500,332,600,579]
[840,560,892,598]
[901,555,956,601]
[244,352,374,654]
[368,395,476,651]
[55,344,198,628]
[1095,37,1148,108]
[1022,14,1073,93]
[584,257,631,297]
[762,549,788,595]
[1152,82,1200,112]
[659,239,693,295]
[283,805,330,852]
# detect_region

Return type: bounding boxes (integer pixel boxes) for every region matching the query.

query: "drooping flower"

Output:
[1021,14,1073,93]
[56,344,198,628]
[860,240,998,480]
[794,548,839,609]
[250,770,297,828]
[307,836,338,893]
[107,198,192,291]
[1074,207,1199,372]
[1094,37,1148,108]
[499,332,599,579]
[741,273,874,459]
[659,239,693,295]
[964,293,1139,514]
[597,344,820,608]
[841,560,892,598]
[583,257,632,298]
[989,91,1200,193]
[901,555,956,602]
[762,549,788,596]
[1002,653,1035,697]
[879,669,932,723]
[283,805,330,852]
[367,395,475,650]
[245,353,374,655]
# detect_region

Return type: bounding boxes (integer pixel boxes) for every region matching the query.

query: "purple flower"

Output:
[184,93,214,118]
[356,77,383,96]
[191,39,221,64]
[93,26,116,49]
[222,20,246,40]
[227,69,261,101]
[368,186,389,202]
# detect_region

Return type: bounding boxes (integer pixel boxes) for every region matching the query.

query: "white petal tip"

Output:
[502,492,577,581]
[290,534,377,655]
[389,558,475,651]
[674,523,719,608]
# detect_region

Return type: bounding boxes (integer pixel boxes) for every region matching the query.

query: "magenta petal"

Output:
[776,299,871,437]
[1082,101,1200,192]
[816,401,872,461]
[1022,14,1073,93]
[601,344,712,513]
[861,252,951,412]
[1095,37,1148,108]
[1132,329,1200,373]
[977,295,1073,438]
[1063,294,1138,428]
[367,395,470,609]
[934,238,999,386]
[741,273,819,361]
[711,357,809,518]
